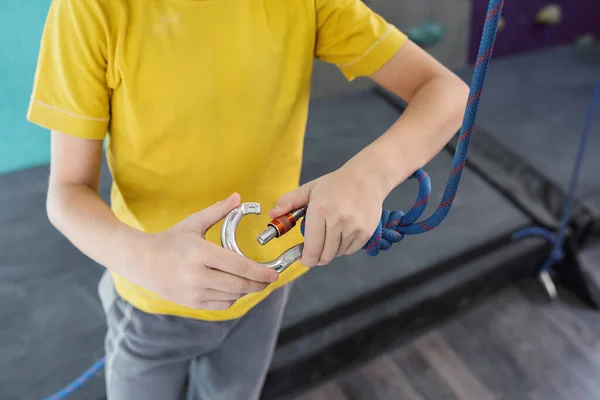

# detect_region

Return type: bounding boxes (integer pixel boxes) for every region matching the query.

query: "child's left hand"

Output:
[269,164,387,267]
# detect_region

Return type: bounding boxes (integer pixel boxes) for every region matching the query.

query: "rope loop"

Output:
[300,169,433,256]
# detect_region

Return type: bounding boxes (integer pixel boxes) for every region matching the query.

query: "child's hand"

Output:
[269,165,387,267]
[133,193,279,310]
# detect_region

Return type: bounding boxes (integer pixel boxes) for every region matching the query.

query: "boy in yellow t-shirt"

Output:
[28,0,468,398]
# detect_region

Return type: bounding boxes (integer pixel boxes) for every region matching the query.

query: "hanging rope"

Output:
[302,0,505,255]
[512,74,600,275]
[42,1,505,399]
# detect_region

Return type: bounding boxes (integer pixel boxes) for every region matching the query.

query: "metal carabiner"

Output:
[220,202,306,273]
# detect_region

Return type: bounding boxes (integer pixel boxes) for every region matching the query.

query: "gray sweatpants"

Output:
[98,271,290,400]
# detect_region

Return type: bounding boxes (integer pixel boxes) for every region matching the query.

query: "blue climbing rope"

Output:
[42,357,106,400]
[42,1,504,399]
[302,0,505,256]
[512,73,600,274]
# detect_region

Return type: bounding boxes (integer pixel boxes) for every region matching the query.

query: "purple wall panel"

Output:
[469,0,600,63]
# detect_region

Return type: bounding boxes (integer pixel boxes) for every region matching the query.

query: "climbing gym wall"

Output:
[0,0,52,174]
[366,0,472,69]
[313,0,600,99]
[469,0,600,62]
[311,0,471,98]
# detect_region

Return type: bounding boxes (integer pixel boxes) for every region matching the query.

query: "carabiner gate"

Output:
[220,202,305,273]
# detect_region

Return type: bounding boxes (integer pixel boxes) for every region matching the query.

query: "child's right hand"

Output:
[132,193,279,311]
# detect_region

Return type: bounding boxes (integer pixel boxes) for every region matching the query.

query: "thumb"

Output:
[194,193,241,235]
[269,182,313,218]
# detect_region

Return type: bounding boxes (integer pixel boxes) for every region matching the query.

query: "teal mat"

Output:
[0,0,52,175]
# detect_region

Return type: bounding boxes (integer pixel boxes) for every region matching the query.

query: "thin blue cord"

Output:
[513,73,600,272]
[42,357,105,400]
[557,74,600,245]
[42,1,506,398]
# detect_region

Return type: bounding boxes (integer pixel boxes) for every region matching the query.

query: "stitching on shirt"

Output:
[32,99,109,122]
[337,24,392,69]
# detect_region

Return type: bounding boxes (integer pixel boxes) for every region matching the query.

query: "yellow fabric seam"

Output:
[31,98,110,122]
[337,24,392,69]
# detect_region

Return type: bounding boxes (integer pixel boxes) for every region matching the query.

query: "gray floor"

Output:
[296,277,600,400]
[0,167,111,400]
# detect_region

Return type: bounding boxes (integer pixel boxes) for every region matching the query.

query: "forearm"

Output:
[347,75,469,195]
[47,183,148,277]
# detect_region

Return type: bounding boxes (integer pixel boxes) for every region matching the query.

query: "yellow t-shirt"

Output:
[28,0,407,321]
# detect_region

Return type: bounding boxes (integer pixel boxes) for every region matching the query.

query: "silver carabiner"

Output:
[220,202,305,273]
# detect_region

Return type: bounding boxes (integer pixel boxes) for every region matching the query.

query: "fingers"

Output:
[318,223,342,266]
[344,233,371,256]
[194,193,241,235]
[301,205,326,267]
[207,244,279,283]
[269,182,313,218]
[204,268,271,294]
[337,231,358,257]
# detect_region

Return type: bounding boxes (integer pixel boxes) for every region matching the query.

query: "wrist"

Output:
[346,142,415,197]
[109,224,154,279]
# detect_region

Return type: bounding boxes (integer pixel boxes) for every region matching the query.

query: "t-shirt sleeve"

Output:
[27,0,110,140]
[315,0,408,81]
